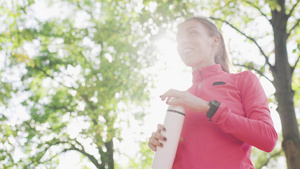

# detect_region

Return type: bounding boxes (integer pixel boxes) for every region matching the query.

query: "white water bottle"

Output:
[152,105,185,169]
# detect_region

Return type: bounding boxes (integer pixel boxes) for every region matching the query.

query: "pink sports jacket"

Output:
[172,64,278,169]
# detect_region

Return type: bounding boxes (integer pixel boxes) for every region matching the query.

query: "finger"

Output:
[148,139,158,151]
[160,89,179,101]
[166,97,180,105]
[150,136,164,147]
[157,124,166,133]
[166,97,173,104]
[149,144,157,151]
[148,135,164,151]
[152,131,167,141]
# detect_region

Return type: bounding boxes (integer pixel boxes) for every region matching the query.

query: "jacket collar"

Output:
[192,64,224,83]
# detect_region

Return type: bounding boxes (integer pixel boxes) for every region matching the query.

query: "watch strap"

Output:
[206,100,220,121]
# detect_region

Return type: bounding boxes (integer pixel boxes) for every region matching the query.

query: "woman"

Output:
[148,17,278,169]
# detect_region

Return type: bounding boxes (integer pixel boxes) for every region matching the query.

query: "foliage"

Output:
[137,0,300,168]
[2,0,300,168]
[0,0,159,168]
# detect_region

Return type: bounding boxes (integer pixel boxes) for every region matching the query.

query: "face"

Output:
[176,20,219,70]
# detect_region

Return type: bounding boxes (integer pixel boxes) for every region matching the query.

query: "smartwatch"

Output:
[206,100,220,120]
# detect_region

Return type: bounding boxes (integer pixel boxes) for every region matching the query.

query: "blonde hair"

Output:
[181,17,230,73]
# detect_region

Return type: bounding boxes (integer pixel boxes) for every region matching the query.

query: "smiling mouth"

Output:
[182,48,193,55]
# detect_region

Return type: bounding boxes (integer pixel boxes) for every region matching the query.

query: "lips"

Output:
[182,48,193,55]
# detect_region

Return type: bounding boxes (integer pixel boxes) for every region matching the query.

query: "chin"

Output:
[183,61,197,68]
[181,55,200,66]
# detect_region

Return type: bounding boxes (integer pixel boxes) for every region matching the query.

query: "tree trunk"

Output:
[98,139,114,169]
[271,8,300,169]
[105,140,114,169]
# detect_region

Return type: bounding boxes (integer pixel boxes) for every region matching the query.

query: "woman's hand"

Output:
[160,89,210,113]
[148,124,167,151]
[148,124,186,151]
[160,89,191,106]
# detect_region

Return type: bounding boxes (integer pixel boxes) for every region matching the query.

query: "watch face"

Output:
[207,100,220,120]
[211,100,220,107]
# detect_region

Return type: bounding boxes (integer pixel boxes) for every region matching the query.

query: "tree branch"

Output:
[291,54,300,75]
[74,138,87,152]
[257,149,283,169]
[288,0,300,17]
[57,139,104,169]
[234,63,273,83]
[36,150,62,167]
[37,138,103,169]
[287,18,300,37]
[44,104,74,113]
[210,17,273,69]
[34,66,77,90]
[63,146,104,169]
[26,139,69,167]
[277,0,286,12]
[245,0,272,24]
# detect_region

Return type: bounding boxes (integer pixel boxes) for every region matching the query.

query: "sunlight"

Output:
[7,1,284,168]
[114,34,194,166]
[151,33,192,91]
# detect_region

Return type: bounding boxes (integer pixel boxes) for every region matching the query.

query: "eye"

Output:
[189,30,197,35]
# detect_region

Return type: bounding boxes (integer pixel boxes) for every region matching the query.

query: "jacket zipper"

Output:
[198,79,204,89]
[198,71,204,89]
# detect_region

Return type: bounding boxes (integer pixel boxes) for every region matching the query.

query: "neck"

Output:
[192,61,216,71]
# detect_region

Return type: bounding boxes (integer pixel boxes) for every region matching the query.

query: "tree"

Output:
[208,1,300,168]
[0,0,157,168]
[2,0,300,168]
[140,0,300,168]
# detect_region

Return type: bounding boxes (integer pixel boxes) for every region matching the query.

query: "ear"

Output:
[212,36,220,47]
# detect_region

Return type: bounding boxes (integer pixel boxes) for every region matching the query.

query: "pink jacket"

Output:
[172,64,278,169]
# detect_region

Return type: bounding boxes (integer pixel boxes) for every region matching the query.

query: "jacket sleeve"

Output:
[211,71,278,152]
